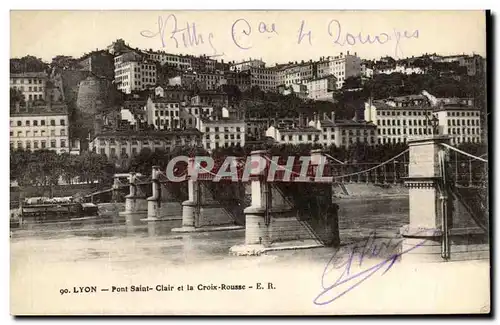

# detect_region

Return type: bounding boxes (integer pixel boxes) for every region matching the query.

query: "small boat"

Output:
[19,197,100,223]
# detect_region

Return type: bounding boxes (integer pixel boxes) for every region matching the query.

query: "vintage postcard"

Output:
[9,10,490,315]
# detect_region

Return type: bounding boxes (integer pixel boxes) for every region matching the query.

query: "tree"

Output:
[10,87,25,107]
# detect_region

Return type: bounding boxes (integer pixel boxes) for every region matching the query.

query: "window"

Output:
[60,119,65,126]
[33,141,39,149]
[50,119,55,126]
[41,140,46,149]
[26,120,30,126]
[41,120,45,126]
[61,130,65,136]
[50,140,56,148]
[17,121,21,126]
[17,141,22,149]
[60,140,66,148]
[33,120,38,126]
[50,130,56,136]
[100,148,106,155]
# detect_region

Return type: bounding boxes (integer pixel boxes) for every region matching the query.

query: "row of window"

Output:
[448,128,481,135]
[447,111,479,117]
[11,129,66,137]
[379,110,431,116]
[11,78,43,84]
[206,142,242,149]
[155,110,180,117]
[322,128,376,136]
[447,119,479,126]
[205,127,243,132]
[11,139,65,149]
[11,86,44,92]
[206,134,242,140]
[11,119,66,127]
[98,138,195,146]
[379,128,433,136]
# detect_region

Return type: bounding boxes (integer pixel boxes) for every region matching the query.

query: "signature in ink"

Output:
[313,229,428,305]
[140,14,224,58]
[327,19,419,59]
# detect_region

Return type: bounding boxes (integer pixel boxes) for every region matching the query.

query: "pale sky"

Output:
[10,10,486,64]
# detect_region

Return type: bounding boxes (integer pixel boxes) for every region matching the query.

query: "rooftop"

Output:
[11,72,48,79]
[11,102,68,115]
[277,126,320,133]
[94,128,202,138]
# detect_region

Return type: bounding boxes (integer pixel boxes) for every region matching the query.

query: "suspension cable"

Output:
[326,149,410,180]
[324,153,345,165]
[440,143,488,163]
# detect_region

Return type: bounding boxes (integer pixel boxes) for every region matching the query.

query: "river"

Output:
[10,196,490,315]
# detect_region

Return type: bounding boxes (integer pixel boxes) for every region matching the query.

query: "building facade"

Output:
[10,72,48,102]
[114,52,157,94]
[230,59,266,72]
[89,130,202,158]
[145,98,182,130]
[316,51,362,89]
[305,75,337,101]
[10,104,70,154]
[196,118,246,150]
[141,50,192,70]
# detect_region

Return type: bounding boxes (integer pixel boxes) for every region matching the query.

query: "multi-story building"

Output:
[145,98,181,130]
[191,55,217,72]
[230,59,265,72]
[276,61,316,86]
[364,95,434,145]
[434,54,484,76]
[364,94,481,145]
[265,125,321,146]
[114,51,157,94]
[194,71,226,90]
[89,129,202,159]
[434,104,482,145]
[375,65,425,75]
[77,50,115,80]
[248,66,277,91]
[10,72,48,102]
[224,70,251,91]
[305,75,337,101]
[316,51,362,89]
[278,83,308,100]
[196,118,246,150]
[141,50,192,70]
[10,103,70,154]
[266,113,377,148]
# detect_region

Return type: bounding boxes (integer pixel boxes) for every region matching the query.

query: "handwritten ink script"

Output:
[140,14,224,58]
[140,15,418,59]
[313,230,428,305]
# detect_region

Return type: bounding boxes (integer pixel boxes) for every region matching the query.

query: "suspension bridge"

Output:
[85,135,488,262]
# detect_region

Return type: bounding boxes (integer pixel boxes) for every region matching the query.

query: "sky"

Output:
[10,10,486,65]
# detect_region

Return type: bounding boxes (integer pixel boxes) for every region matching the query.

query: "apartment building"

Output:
[114,51,157,94]
[10,72,48,102]
[316,51,362,89]
[10,103,70,154]
[89,129,202,159]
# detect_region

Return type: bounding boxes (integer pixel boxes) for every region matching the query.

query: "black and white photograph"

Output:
[9,9,490,315]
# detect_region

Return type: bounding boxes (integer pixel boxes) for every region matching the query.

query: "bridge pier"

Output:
[172,158,244,233]
[400,135,488,263]
[230,150,327,256]
[119,172,147,218]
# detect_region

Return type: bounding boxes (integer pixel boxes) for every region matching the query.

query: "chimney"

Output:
[331,111,336,122]
[323,112,327,120]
